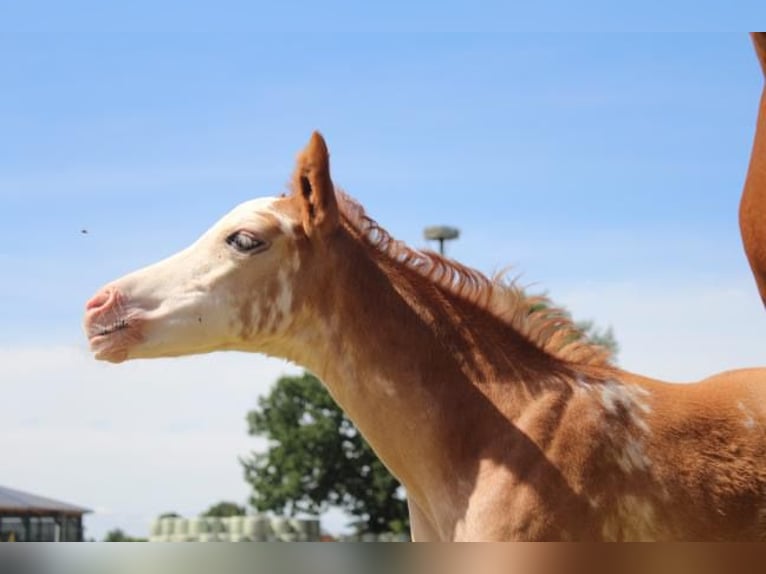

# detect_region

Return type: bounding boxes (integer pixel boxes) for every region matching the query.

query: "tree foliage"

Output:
[201,501,246,517]
[574,319,619,360]
[242,372,409,535]
[103,528,145,542]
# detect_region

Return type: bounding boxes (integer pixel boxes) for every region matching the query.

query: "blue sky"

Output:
[2,30,761,339]
[1,5,765,539]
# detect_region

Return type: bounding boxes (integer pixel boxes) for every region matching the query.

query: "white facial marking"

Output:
[262,268,294,333]
[247,295,263,335]
[226,197,295,237]
[210,196,302,339]
[103,194,306,359]
[276,269,293,315]
[270,209,298,237]
[208,197,287,237]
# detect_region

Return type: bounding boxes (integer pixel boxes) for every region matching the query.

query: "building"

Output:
[0,485,90,542]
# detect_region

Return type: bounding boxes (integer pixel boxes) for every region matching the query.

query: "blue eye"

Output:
[226,231,267,253]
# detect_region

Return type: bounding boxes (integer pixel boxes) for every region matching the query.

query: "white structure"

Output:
[148,515,321,542]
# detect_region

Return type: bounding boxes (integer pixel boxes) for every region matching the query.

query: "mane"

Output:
[336,191,614,369]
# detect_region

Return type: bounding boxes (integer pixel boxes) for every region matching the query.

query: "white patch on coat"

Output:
[588,379,654,474]
[575,376,593,391]
[738,401,757,430]
[599,380,652,430]
[616,437,651,473]
[600,380,652,414]
[600,383,622,415]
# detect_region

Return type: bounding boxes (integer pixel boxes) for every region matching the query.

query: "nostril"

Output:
[86,289,113,312]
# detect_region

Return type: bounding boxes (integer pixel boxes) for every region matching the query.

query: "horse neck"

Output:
[282,229,575,503]
[741,33,766,305]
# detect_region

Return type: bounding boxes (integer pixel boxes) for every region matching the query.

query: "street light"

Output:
[424,225,460,256]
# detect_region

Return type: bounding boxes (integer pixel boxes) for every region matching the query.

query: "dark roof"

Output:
[0,486,91,515]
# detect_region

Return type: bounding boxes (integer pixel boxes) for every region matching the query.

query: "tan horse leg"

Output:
[740,32,766,306]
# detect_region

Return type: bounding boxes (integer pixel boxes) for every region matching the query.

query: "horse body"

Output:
[741,32,766,306]
[83,34,766,540]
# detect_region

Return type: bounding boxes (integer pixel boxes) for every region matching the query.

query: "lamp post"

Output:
[424,225,460,256]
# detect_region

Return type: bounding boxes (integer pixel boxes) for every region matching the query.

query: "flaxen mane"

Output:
[335,190,614,370]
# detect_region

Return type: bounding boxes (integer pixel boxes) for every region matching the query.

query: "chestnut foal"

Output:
[85,131,766,540]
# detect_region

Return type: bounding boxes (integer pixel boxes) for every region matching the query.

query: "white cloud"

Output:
[0,347,300,539]
[557,278,766,381]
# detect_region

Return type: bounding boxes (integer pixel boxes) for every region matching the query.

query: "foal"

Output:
[85,132,766,541]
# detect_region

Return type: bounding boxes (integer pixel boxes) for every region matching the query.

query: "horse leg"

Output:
[740,32,766,307]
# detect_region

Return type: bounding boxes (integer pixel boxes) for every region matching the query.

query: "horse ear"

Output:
[753,33,766,77]
[292,131,339,237]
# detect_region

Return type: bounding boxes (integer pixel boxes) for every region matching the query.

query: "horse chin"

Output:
[95,347,130,363]
[89,335,130,363]
[87,324,143,363]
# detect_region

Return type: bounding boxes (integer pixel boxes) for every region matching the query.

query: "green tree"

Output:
[201,501,246,517]
[575,319,619,360]
[103,528,145,542]
[242,372,409,535]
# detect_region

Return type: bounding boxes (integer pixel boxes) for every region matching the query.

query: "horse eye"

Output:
[226,231,266,253]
